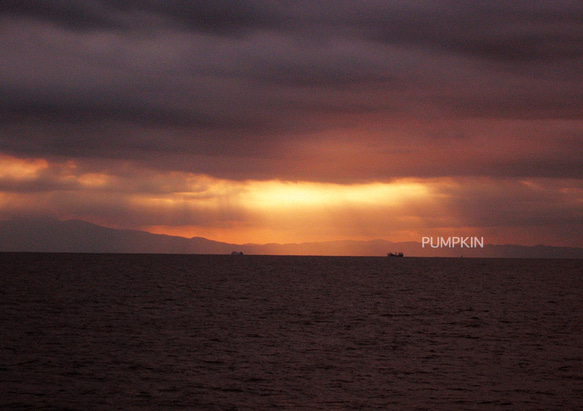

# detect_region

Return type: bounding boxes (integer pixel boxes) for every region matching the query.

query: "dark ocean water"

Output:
[1,253,582,410]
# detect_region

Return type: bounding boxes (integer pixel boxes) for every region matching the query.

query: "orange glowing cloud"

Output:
[0,155,49,181]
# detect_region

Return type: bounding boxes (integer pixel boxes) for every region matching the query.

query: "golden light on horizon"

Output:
[245,180,430,208]
[144,179,434,244]
[2,154,579,248]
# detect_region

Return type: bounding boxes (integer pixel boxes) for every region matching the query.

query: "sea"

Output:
[1,253,582,410]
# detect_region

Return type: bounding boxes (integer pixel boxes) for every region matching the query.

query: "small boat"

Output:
[387,252,404,257]
[231,251,244,255]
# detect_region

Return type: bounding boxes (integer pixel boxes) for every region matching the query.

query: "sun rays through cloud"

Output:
[1,153,580,247]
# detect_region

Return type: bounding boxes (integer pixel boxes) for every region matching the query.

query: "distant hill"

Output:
[0,218,581,258]
[0,218,238,254]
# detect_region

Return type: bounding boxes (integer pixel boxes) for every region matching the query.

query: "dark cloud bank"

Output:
[1,0,582,181]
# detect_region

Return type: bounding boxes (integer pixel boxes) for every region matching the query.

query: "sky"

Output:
[0,1,582,248]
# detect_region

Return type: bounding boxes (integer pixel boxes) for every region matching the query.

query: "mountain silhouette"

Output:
[1,218,581,258]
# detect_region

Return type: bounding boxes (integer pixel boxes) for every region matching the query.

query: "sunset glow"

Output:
[1,150,580,248]
[0,2,581,252]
